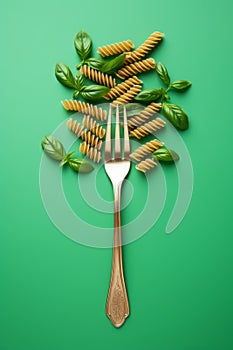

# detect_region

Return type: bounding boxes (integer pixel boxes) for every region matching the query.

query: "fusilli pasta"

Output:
[135,158,157,173]
[111,85,142,106]
[104,76,142,100]
[61,100,107,121]
[67,118,102,148]
[116,58,155,80]
[82,115,105,139]
[130,117,166,139]
[130,139,164,161]
[80,65,116,88]
[124,32,163,64]
[80,141,101,163]
[127,102,162,129]
[98,40,134,57]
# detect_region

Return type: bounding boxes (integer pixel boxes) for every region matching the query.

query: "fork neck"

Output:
[113,181,123,220]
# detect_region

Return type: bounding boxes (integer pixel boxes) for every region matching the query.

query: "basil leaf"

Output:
[74,30,92,60]
[135,89,163,102]
[80,85,110,101]
[41,136,67,161]
[55,62,76,88]
[85,57,106,70]
[75,72,84,90]
[162,102,189,130]
[171,80,192,90]
[153,147,179,162]
[119,103,145,117]
[68,158,94,173]
[156,62,170,86]
[101,54,126,74]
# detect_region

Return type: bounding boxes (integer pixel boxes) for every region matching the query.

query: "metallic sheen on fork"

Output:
[104,104,131,328]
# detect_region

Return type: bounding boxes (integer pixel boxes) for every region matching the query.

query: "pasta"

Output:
[80,141,101,163]
[124,32,164,64]
[130,139,164,162]
[111,85,142,106]
[130,117,166,139]
[127,102,162,129]
[80,65,116,88]
[98,40,134,57]
[82,115,105,139]
[135,158,157,173]
[104,76,142,100]
[67,118,102,148]
[116,58,156,80]
[61,100,107,121]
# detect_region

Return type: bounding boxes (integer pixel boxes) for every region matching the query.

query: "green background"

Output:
[1,0,233,349]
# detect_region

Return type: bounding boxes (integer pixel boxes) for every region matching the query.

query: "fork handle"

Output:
[106,183,129,328]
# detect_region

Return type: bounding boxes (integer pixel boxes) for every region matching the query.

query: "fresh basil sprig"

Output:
[135,88,163,102]
[74,30,92,61]
[80,85,110,100]
[55,62,77,89]
[41,136,93,173]
[162,102,189,130]
[153,147,179,162]
[156,62,192,93]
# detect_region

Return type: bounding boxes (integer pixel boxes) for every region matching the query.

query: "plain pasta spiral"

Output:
[67,118,102,148]
[80,65,116,88]
[130,117,166,139]
[111,85,142,106]
[116,58,155,80]
[135,158,157,173]
[127,102,162,129]
[104,76,142,100]
[82,115,105,139]
[130,139,164,162]
[98,40,134,57]
[124,32,163,64]
[80,141,101,163]
[61,100,107,121]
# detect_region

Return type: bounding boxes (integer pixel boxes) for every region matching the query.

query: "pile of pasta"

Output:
[62,31,169,172]
[62,31,163,107]
[66,103,107,163]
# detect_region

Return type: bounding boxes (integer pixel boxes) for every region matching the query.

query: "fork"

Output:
[104,104,131,328]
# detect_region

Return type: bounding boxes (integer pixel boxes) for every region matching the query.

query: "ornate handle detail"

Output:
[106,183,129,328]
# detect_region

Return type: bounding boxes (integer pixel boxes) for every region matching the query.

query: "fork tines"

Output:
[104,104,130,162]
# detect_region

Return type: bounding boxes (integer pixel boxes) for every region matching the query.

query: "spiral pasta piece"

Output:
[135,158,157,173]
[80,65,116,88]
[116,58,156,80]
[104,76,142,100]
[127,102,162,129]
[111,85,142,106]
[124,32,164,64]
[66,118,102,148]
[130,117,166,139]
[61,100,107,121]
[80,141,101,163]
[98,40,134,57]
[130,139,164,162]
[82,115,105,139]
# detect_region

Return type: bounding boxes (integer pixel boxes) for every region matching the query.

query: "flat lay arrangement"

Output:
[41,29,192,327]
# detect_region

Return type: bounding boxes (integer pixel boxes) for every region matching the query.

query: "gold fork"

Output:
[104,104,131,328]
